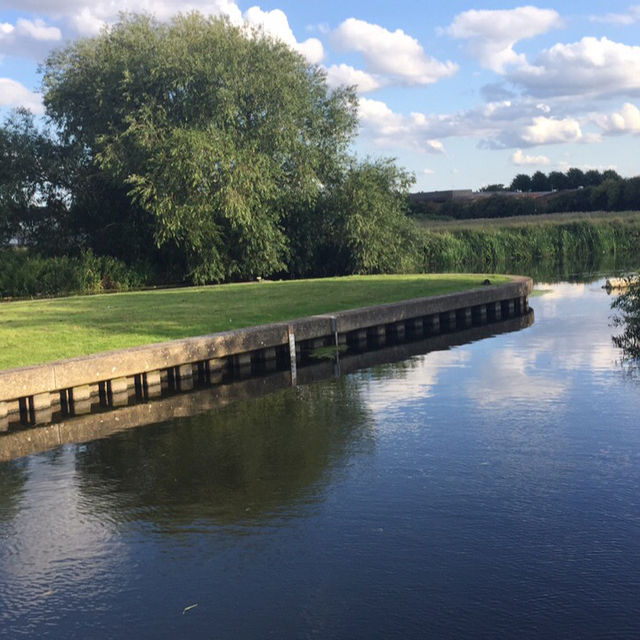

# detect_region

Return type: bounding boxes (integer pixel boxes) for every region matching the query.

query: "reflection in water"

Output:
[3,279,640,639]
[75,379,373,529]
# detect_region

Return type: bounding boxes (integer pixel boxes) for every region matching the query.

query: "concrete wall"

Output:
[0,276,533,429]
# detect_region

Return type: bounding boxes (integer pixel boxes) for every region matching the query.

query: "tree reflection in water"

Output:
[612,274,640,363]
[72,378,374,530]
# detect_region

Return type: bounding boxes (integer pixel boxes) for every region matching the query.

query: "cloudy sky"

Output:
[2,1,640,190]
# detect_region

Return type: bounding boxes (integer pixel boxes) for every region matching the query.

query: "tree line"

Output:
[0,13,416,296]
[411,170,640,220]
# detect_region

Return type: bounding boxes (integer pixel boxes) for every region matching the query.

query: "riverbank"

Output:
[418,210,640,273]
[0,274,508,370]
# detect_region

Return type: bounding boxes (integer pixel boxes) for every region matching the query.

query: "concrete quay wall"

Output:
[0,276,532,428]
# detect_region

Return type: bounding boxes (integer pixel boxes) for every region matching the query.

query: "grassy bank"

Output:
[0,274,507,370]
[418,211,640,274]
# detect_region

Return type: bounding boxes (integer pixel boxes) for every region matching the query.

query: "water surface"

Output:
[1,278,640,639]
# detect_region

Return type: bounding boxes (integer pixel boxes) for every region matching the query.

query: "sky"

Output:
[1,1,640,190]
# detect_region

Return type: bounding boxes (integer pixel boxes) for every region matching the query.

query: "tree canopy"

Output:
[41,13,362,282]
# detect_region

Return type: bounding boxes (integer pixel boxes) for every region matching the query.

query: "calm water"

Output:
[2,278,640,639]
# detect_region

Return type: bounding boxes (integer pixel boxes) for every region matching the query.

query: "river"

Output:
[1,274,640,639]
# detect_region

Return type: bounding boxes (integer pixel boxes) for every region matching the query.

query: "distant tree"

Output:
[548,171,569,191]
[584,169,603,187]
[510,173,532,192]
[602,169,622,182]
[530,171,550,191]
[565,168,585,189]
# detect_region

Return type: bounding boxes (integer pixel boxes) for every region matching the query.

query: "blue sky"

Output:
[2,1,640,190]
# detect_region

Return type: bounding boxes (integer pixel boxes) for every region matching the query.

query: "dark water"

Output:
[2,278,640,639]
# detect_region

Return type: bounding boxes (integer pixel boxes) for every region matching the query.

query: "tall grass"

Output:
[417,212,640,275]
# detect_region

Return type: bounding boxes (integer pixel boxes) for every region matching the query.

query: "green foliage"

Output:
[42,13,358,283]
[417,215,640,274]
[292,159,417,276]
[0,249,150,298]
[612,275,640,361]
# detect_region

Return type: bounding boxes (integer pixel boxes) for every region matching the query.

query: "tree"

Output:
[548,170,568,191]
[291,159,416,276]
[0,109,71,248]
[510,173,531,192]
[565,167,585,189]
[42,13,358,282]
[530,170,550,191]
[479,184,505,192]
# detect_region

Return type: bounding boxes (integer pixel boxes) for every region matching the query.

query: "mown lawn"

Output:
[0,273,509,370]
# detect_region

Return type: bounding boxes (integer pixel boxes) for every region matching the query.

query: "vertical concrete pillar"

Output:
[491,301,502,321]
[410,317,424,336]
[72,384,92,415]
[444,310,456,330]
[31,392,53,424]
[208,358,225,384]
[356,329,368,345]
[288,327,297,386]
[426,314,440,334]
[263,347,277,361]
[476,304,487,324]
[520,296,528,314]
[337,333,347,345]
[160,369,170,392]
[461,308,473,328]
[145,371,162,399]
[393,321,406,339]
[177,364,194,390]
[0,401,8,432]
[369,325,386,345]
[506,300,515,317]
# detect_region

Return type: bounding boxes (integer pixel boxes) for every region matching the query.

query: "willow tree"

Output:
[42,13,358,282]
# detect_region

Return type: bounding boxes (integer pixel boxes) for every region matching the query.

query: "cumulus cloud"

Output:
[244,7,323,63]
[325,64,380,93]
[590,5,640,24]
[0,78,43,113]
[332,17,457,86]
[509,37,640,99]
[0,18,62,59]
[358,97,448,153]
[512,149,550,165]
[520,116,583,145]
[358,95,598,152]
[594,102,640,134]
[0,1,323,65]
[446,6,561,73]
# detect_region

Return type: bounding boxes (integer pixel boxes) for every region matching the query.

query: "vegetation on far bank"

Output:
[0,274,507,369]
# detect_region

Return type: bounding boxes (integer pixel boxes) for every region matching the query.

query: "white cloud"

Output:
[520,116,583,145]
[512,149,550,165]
[358,96,590,151]
[244,7,323,63]
[333,17,457,86]
[447,6,561,73]
[594,102,640,134]
[590,5,640,24]
[0,78,43,113]
[0,2,322,66]
[510,37,640,99]
[422,168,434,175]
[358,97,447,153]
[0,18,62,58]
[325,64,380,93]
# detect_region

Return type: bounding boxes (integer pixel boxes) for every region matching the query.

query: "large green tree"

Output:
[42,13,358,282]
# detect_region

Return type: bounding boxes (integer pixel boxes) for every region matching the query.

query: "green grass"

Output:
[0,273,508,370]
